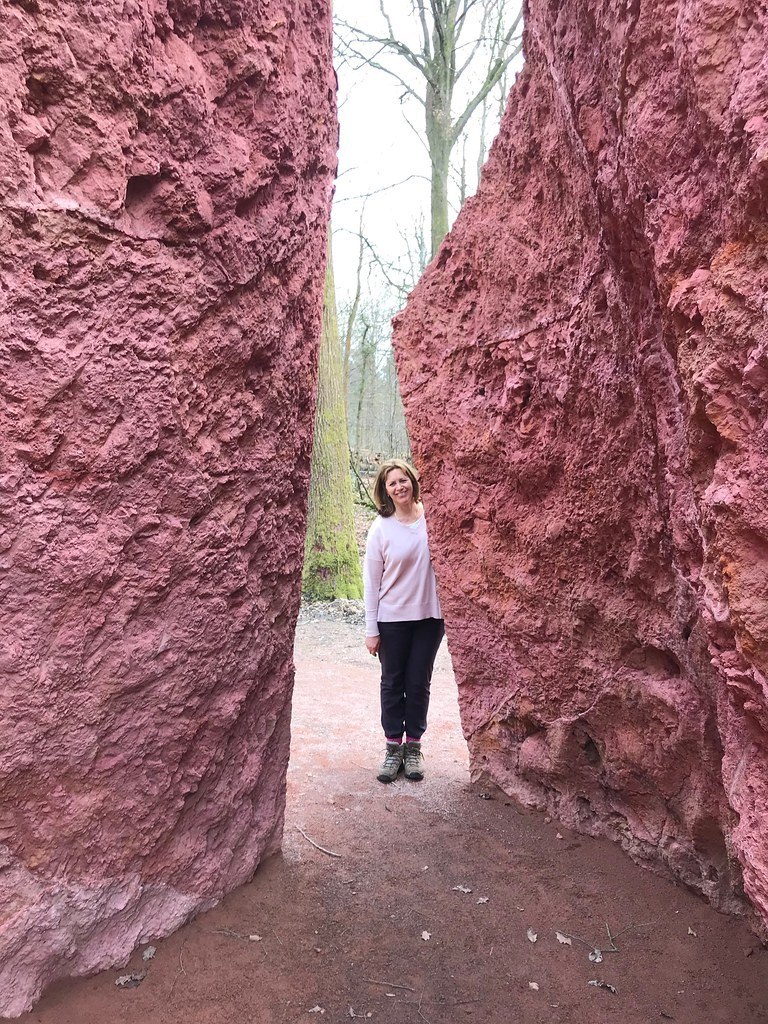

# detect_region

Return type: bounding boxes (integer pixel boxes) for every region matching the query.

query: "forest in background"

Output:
[303,0,524,599]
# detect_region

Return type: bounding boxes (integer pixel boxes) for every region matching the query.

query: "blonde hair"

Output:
[372,459,421,518]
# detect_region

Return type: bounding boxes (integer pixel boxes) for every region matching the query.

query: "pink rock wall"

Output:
[394,0,768,929]
[0,1,335,1015]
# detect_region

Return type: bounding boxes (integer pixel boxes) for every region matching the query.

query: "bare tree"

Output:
[337,0,523,257]
[346,288,410,461]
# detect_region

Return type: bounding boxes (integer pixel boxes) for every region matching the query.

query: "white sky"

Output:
[330,0,525,308]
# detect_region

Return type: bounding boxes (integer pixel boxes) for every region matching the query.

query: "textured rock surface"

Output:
[0,1,335,1015]
[395,0,768,930]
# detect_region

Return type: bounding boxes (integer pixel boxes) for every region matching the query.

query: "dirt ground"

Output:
[16,613,768,1024]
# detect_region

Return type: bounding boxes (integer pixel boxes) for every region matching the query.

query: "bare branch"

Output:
[401,110,432,157]
[335,173,430,204]
[338,39,425,106]
[414,0,432,60]
[451,10,523,144]
[359,234,411,299]
[454,32,486,82]
[454,0,491,71]
[336,18,427,75]
[455,0,485,35]
[429,0,448,64]
[378,0,398,42]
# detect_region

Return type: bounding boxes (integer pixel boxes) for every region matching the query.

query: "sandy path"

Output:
[14,617,768,1024]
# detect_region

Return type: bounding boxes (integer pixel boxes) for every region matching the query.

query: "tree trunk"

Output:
[343,226,365,396]
[302,232,363,600]
[353,323,371,451]
[427,81,452,259]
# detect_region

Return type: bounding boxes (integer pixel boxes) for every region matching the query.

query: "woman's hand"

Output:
[365,635,380,657]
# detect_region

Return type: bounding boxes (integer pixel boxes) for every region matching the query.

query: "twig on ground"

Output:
[296,826,342,858]
[209,927,267,957]
[363,980,416,992]
[557,929,600,952]
[558,918,656,957]
[610,919,655,942]
[167,939,187,1000]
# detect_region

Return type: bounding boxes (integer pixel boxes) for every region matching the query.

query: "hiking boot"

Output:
[377,742,403,783]
[404,740,425,781]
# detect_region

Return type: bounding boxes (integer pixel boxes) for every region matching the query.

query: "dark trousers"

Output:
[378,618,445,741]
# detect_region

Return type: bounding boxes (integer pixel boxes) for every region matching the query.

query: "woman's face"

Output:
[385,468,414,509]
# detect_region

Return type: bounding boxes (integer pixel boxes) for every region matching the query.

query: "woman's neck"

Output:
[393,501,422,524]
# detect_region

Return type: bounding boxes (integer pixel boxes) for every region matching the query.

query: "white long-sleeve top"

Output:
[363,512,442,637]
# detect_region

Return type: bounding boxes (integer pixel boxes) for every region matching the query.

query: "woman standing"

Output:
[364,459,444,783]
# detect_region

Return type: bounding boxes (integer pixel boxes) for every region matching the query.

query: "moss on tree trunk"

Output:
[302,232,364,601]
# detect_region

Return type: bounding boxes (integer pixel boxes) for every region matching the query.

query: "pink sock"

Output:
[406,736,421,744]
[386,736,403,744]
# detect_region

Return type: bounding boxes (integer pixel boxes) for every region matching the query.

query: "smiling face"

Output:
[373,459,421,517]
[385,467,414,511]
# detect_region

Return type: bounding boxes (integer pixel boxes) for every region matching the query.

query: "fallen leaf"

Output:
[141,945,157,961]
[528,982,539,991]
[688,926,698,937]
[555,932,573,945]
[516,905,525,912]
[589,949,603,963]
[555,832,564,840]
[527,928,538,943]
[249,934,263,942]
[588,979,617,994]
[308,1007,326,1015]
[452,884,472,894]
[421,930,431,941]
[115,972,146,989]
[476,896,489,904]
[385,993,396,997]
